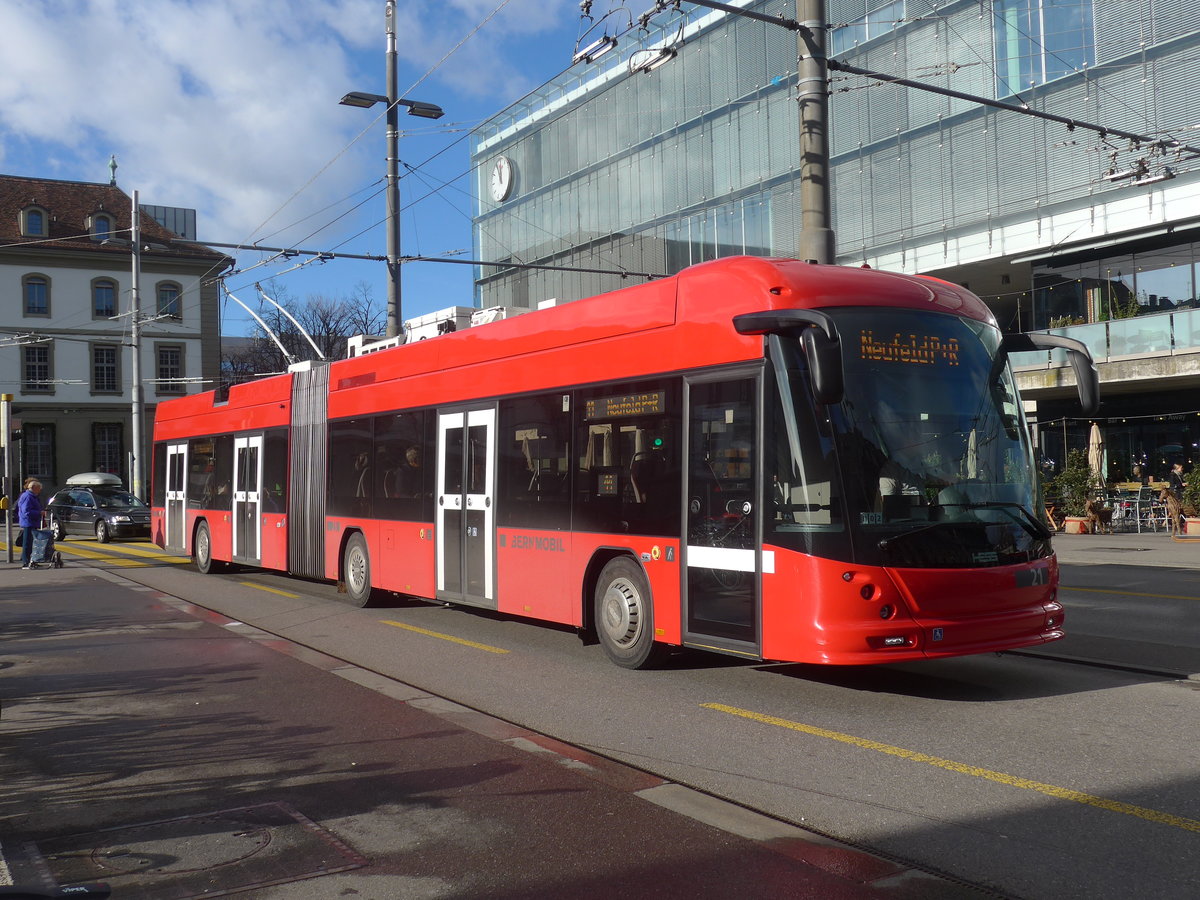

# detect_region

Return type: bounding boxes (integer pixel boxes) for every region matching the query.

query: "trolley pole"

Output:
[796,0,834,264]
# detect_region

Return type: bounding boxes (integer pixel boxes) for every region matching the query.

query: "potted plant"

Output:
[1049,449,1096,534]
[1181,473,1200,535]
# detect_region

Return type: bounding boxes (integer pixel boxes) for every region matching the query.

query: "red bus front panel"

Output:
[761,546,1063,665]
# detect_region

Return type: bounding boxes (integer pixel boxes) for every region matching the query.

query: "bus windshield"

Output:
[767,307,1051,569]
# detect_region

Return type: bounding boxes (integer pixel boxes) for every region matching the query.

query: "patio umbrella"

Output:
[1087,422,1106,490]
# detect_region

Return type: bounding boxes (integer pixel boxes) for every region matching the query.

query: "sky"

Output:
[0,0,590,336]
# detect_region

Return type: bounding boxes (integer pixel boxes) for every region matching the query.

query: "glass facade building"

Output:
[471,1,1200,483]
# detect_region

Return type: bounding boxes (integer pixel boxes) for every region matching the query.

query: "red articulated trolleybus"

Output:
[151,257,1099,668]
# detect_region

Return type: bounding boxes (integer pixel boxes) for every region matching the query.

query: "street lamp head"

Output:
[397,99,445,119]
[339,91,389,108]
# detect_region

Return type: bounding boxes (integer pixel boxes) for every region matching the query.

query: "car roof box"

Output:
[65,472,124,487]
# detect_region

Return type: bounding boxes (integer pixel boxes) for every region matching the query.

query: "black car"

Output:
[46,473,151,543]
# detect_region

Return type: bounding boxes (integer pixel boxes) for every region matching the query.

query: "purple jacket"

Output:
[17,489,42,528]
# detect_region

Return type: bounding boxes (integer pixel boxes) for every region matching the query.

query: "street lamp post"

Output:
[340,1,444,339]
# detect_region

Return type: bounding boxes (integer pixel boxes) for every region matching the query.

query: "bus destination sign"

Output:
[585,391,666,420]
[859,330,960,367]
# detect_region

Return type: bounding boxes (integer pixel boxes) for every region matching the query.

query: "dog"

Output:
[1084,497,1112,534]
[1160,488,1183,535]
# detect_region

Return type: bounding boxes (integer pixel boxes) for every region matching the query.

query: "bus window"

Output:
[189,435,232,509]
[575,380,682,536]
[498,394,570,530]
[263,428,288,513]
[764,336,845,558]
[329,418,374,518]
[375,410,431,521]
[151,443,166,507]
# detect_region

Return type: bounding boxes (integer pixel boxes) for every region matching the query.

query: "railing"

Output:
[1010,308,1200,369]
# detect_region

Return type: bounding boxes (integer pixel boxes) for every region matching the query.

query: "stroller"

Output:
[27,521,63,569]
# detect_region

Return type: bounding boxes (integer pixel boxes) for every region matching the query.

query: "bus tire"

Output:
[194,521,223,574]
[595,557,666,669]
[343,533,374,607]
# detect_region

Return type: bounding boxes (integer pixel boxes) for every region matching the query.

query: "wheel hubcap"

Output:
[347,548,366,592]
[601,578,642,648]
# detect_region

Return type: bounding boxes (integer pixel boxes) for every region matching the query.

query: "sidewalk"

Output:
[1052,527,1200,569]
[0,562,974,899]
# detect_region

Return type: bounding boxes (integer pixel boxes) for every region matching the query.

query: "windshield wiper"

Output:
[877,501,1052,551]
[956,501,1053,541]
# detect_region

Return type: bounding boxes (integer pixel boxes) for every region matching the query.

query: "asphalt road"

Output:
[6,535,1200,900]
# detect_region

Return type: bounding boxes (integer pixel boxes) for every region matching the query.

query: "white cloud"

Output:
[0,0,573,246]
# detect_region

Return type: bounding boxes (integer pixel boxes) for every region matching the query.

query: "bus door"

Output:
[232,434,263,564]
[436,407,497,607]
[164,443,188,551]
[684,375,761,654]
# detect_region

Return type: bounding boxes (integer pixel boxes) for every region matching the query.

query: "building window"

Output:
[23,274,50,316]
[21,206,47,237]
[22,344,53,393]
[157,281,182,318]
[994,0,1095,97]
[91,213,114,241]
[93,278,117,318]
[25,423,55,482]
[156,344,185,394]
[92,344,120,393]
[831,1,905,55]
[93,423,123,475]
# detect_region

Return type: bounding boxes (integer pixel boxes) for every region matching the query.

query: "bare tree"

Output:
[221,280,385,389]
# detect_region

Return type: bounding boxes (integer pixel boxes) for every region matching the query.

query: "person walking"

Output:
[17,478,43,569]
[1168,461,1186,500]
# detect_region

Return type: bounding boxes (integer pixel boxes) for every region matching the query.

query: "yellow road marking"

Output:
[3,539,186,568]
[1063,585,1200,602]
[381,619,510,654]
[703,703,1200,834]
[239,581,301,599]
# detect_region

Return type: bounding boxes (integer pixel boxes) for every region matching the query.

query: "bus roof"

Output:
[154,258,997,434]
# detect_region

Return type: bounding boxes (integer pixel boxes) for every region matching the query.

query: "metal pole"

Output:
[385,0,402,338]
[130,190,145,499]
[2,393,12,563]
[796,0,834,264]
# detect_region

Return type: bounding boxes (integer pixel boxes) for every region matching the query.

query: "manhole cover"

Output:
[30,803,365,899]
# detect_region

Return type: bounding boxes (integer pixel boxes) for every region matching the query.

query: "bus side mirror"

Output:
[1001,332,1100,416]
[802,327,844,406]
[733,309,844,406]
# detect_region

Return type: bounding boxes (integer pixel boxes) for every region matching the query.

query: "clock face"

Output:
[490,156,513,202]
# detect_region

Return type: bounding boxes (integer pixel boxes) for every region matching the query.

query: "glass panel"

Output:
[687,378,757,644]
[158,284,181,317]
[575,379,682,536]
[443,426,464,496]
[94,280,116,317]
[375,411,430,521]
[1174,309,1200,352]
[25,278,48,315]
[328,418,373,517]
[828,308,1049,568]
[1108,316,1171,357]
[498,394,571,530]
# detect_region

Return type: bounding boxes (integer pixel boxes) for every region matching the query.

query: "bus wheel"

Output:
[343,533,374,607]
[194,521,223,574]
[595,557,666,669]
